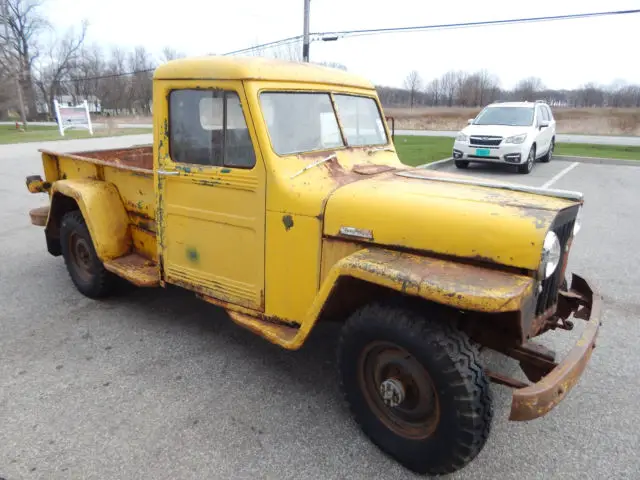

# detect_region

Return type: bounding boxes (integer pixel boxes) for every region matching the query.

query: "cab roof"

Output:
[153,56,375,89]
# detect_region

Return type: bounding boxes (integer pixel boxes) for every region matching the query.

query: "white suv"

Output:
[452,101,556,174]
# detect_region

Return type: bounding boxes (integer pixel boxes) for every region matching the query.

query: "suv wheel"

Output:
[518,146,535,174]
[454,160,469,169]
[337,302,493,475]
[540,138,554,163]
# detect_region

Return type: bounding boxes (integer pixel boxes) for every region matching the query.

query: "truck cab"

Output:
[26,56,601,476]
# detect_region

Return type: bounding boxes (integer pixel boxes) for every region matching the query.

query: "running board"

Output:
[227,311,299,347]
[103,253,160,287]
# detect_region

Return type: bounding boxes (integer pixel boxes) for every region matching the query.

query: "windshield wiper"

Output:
[367,146,395,155]
[290,153,338,179]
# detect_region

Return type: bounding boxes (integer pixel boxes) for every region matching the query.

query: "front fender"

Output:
[290,247,535,350]
[48,179,131,261]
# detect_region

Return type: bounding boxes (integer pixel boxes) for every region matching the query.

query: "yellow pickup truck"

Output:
[26,56,601,475]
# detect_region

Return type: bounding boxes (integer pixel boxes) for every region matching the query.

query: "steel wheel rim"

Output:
[358,341,440,440]
[68,232,93,281]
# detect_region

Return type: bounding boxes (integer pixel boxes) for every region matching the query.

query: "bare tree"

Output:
[514,77,545,101]
[161,46,185,63]
[425,78,440,106]
[34,20,88,117]
[0,0,49,121]
[440,71,457,107]
[99,46,129,114]
[403,70,422,109]
[127,46,154,115]
[68,43,104,108]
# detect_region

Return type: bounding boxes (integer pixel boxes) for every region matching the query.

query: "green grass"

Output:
[554,142,640,160]
[0,125,152,145]
[393,135,454,166]
[392,135,640,166]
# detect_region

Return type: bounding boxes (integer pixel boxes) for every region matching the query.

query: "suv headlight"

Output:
[540,231,561,279]
[504,133,527,144]
[456,133,469,142]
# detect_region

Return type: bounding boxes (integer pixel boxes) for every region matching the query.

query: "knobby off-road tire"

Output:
[337,303,493,475]
[59,211,116,299]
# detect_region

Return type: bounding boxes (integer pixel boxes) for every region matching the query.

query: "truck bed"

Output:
[38,145,157,263]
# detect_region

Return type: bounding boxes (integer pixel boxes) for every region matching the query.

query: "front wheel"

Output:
[337,303,493,475]
[518,146,535,174]
[454,160,469,169]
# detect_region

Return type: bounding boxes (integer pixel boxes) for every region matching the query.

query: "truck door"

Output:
[155,81,265,311]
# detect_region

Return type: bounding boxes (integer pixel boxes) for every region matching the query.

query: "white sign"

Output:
[54,99,93,136]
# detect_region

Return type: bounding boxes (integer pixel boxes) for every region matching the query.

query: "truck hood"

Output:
[322,168,580,271]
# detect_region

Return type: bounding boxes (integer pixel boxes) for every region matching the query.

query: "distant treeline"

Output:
[378,70,640,108]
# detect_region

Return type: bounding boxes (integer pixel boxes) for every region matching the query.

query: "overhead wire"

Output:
[313,8,640,39]
[67,8,640,83]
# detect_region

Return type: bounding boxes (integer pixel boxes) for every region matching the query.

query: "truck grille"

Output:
[470,136,502,146]
[535,216,576,315]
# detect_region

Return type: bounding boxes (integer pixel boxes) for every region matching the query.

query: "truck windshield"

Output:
[260,92,388,155]
[473,106,534,127]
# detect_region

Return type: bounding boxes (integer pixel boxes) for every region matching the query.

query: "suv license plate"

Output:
[475,148,491,156]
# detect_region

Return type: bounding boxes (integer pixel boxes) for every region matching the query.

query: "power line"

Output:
[313,8,640,39]
[67,36,304,83]
[67,8,640,83]
[222,35,302,56]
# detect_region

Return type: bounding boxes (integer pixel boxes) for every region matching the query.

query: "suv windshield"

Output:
[473,106,534,127]
[260,92,387,155]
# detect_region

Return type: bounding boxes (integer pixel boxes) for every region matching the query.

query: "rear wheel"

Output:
[60,211,116,299]
[337,303,493,475]
[540,138,554,163]
[518,146,535,174]
[454,160,469,169]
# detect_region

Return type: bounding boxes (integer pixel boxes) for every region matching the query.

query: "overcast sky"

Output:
[44,0,640,90]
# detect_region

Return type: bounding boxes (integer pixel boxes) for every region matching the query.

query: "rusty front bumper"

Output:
[509,273,602,421]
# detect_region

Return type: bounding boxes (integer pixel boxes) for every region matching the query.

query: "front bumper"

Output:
[453,141,528,164]
[509,273,602,421]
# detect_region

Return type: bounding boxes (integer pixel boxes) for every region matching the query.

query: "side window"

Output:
[169,89,256,168]
[545,105,554,121]
[543,106,551,121]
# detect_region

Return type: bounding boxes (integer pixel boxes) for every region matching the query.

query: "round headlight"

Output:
[541,231,561,279]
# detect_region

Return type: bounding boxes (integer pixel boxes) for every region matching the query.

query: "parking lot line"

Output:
[541,162,579,188]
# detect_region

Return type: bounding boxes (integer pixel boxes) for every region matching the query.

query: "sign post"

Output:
[53,99,94,136]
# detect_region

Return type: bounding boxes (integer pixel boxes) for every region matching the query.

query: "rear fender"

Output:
[290,247,535,349]
[47,179,131,261]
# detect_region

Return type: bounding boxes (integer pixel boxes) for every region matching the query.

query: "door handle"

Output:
[157,170,180,176]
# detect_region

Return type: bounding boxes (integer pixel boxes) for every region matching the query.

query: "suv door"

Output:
[535,105,551,157]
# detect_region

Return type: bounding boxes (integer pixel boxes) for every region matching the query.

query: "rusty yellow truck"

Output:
[26,56,601,475]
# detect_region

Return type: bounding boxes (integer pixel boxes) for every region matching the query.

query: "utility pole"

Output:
[302,0,310,62]
[1,0,28,129]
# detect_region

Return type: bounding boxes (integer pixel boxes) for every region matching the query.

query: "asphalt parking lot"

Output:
[1,136,639,480]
